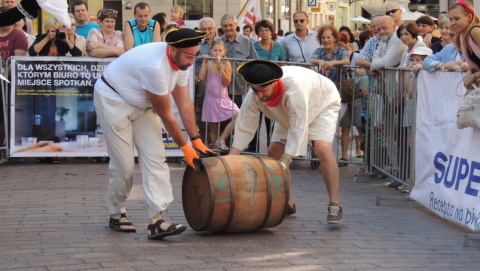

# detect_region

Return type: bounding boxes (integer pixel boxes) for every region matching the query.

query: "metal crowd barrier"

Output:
[369,67,417,200]
[1,59,9,163]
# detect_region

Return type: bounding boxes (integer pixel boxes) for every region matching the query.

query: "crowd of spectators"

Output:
[2,0,479,173]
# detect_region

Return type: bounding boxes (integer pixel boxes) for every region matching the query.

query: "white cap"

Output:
[411,47,433,56]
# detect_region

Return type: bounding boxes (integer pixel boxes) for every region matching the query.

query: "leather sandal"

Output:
[147,219,186,240]
[109,213,136,233]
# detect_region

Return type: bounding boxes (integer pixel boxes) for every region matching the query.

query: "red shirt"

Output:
[0,28,28,65]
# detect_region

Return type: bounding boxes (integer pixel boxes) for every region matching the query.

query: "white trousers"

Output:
[94,91,173,219]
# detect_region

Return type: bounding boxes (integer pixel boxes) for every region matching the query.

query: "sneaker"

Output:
[286,203,296,217]
[215,140,230,151]
[327,204,343,224]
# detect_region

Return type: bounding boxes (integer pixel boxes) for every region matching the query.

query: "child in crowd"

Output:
[197,40,239,151]
[410,47,433,74]
[170,5,185,28]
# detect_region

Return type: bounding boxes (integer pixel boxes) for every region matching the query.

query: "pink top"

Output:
[87,28,124,48]
[460,32,480,71]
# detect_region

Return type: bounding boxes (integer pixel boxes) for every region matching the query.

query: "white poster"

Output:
[9,56,193,158]
[411,71,480,232]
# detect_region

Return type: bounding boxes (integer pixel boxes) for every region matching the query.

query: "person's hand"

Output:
[424,33,432,47]
[87,41,99,50]
[397,66,407,70]
[180,144,202,173]
[191,138,217,157]
[47,29,57,40]
[463,71,476,90]
[202,54,209,62]
[279,153,293,169]
[411,64,423,74]
[460,61,470,72]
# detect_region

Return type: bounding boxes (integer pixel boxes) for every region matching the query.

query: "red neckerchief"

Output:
[265,79,284,107]
[166,46,180,71]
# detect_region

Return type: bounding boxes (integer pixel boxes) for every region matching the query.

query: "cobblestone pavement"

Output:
[0,157,479,271]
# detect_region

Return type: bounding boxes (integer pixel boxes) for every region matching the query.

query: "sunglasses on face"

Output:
[293,19,306,24]
[386,9,399,15]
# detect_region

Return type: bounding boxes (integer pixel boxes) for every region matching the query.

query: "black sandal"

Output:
[147,219,186,240]
[337,158,348,167]
[109,213,136,233]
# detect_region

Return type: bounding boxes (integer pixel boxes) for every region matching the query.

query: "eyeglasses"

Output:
[200,26,215,32]
[293,19,306,24]
[386,9,399,15]
[175,47,198,60]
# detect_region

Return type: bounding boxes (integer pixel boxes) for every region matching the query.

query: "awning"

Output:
[362,5,385,18]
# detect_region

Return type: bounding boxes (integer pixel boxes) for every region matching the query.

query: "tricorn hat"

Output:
[165,28,206,48]
[237,60,283,87]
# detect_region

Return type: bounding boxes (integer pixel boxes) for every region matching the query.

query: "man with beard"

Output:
[355,14,382,70]
[93,28,216,240]
[282,11,319,63]
[230,60,343,223]
[370,16,405,74]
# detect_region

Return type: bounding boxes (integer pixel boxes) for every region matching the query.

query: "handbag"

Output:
[457,84,480,129]
[338,68,361,103]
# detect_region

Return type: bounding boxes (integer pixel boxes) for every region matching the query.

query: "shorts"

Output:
[339,99,362,128]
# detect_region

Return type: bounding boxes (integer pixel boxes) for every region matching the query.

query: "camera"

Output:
[55,30,66,40]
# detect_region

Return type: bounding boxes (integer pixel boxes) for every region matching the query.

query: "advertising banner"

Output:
[411,71,480,232]
[9,56,191,158]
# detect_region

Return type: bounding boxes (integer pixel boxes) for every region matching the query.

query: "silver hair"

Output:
[220,13,237,24]
[199,17,215,27]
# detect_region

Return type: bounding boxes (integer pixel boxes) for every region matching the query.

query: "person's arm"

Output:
[13,49,27,56]
[423,52,444,72]
[220,59,232,86]
[123,21,134,51]
[152,21,162,42]
[29,33,52,55]
[282,38,290,61]
[89,45,124,58]
[355,57,372,69]
[197,55,208,81]
[371,39,405,70]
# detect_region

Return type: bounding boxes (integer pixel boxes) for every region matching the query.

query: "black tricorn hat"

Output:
[237,60,283,87]
[165,28,206,48]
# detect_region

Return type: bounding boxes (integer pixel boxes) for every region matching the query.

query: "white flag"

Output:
[237,0,262,30]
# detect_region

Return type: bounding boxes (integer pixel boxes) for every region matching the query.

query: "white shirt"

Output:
[95,42,189,109]
[282,30,320,63]
[233,66,340,156]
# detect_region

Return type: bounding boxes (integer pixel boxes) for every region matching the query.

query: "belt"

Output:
[100,75,120,95]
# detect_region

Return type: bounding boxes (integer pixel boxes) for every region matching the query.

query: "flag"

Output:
[237,0,262,30]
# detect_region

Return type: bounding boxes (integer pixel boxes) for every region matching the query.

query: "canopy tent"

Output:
[402,11,422,21]
[350,16,371,24]
[413,11,438,20]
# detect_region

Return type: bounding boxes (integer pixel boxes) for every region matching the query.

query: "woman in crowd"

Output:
[430,17,453,54]
[448,0,480,90]
[339,26,359,56]
[310,25,359,166]
[29,16,82,56]
[252,19,285,147]
[416,15,441,47]
[152,12,170,40]
[397,22,426,70]
[65,13,87,56]
[86,9,124,58]
[358,29,373,50]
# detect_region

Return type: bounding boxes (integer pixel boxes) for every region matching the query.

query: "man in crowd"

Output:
[355,14,382,70]
[123,2,161,50]
[385,2,403,28]
[242,24,252,38]
[220,13,258,108]
[194,17,216,140]
[370,16,405,74]
[93,28,215,240]
[282,11,319,63]
[72,0,98,39]
[230,60,343,223]
[3,0,33,34]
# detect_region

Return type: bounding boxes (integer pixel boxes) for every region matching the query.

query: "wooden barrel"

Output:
[182,155,288,233]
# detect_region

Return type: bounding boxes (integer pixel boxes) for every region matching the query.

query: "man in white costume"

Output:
[230,60,343,224]
[94,28,216,240]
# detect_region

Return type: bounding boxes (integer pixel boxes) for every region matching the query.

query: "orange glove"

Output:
[191,138,217,157]
[180,144,202,173]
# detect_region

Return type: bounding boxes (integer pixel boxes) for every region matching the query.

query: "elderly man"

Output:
[370,16,405,74]
[230,60,343,224]
[123,2,161,50]
[385,2,403,28]
[94,28,215,240]
[355,14,382,70]
[220,13,258,107]
[194,17,216,140]
[282,11,320,63]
